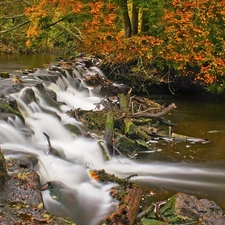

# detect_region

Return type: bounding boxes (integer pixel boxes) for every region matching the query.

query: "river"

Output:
[0,54,57,74]
[0,54,225,223]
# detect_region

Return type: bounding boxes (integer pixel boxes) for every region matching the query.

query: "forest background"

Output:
[1,0,225,95]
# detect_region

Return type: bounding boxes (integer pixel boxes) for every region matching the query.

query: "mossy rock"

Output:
[114,132,150,156]
[64,123,82,136]
[77,109,107,135]
[144,192,225,224]
[0,101,24,122]
[0,72,10,78]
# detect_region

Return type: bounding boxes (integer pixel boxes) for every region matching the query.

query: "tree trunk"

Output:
[132,1,139,35]
[118,0,132,38]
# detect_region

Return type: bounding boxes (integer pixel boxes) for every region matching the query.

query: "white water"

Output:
[1,65,225,224]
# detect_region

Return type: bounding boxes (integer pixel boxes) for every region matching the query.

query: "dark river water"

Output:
[1,54,225,211]
[0,54,57,74]
[150,95,225,162]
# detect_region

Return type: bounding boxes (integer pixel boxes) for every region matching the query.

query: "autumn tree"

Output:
[157,0,225,92]
[0,0,31,53]
[1,0,225,94]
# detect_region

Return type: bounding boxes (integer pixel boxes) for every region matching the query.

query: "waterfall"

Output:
[1,63,225,224]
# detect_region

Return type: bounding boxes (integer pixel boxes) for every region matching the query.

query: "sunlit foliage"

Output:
[1,0,225,93]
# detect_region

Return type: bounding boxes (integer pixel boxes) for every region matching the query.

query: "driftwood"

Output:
[91,169,142,225]
[43,132,66,159]
[106,185,142,225]
[132,103,177,118]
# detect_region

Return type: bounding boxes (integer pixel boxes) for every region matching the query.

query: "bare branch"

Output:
[133,103,177,118]
[41,14,84,43]
[54,23,84,43]
[42,14,72,29]
[0,14,26,20]
[0,20,30,34]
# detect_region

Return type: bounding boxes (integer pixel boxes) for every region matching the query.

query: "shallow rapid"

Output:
[1,62,225,224]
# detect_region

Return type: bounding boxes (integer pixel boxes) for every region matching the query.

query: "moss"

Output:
[124,118,133,134]
[118,93,129,112]
[78,110,107,135]
[0,102,24,122]
[0,72,10,78]
[158,194,197,224]
[141,218,169,225]
[0,149,7,187]
[160,195,176,217]
[114,132,149,155]
[105,111,114,131]
[64,123,82,136]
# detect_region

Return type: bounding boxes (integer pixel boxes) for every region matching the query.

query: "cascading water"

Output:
[1,62,225,224]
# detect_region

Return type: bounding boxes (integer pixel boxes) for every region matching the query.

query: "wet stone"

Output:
[0,161,72,224]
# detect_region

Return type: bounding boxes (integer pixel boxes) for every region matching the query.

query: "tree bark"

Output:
[118,0,132,38]
[133,103,177,118]
[132,1,139,35]
[106,186,142,225]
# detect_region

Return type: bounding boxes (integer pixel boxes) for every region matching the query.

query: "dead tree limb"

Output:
[0,20,30,34]
[54,23,84,43]
[43,132,66,159]
[106,186,142,225]
[0,14,26,20]
[133,103,176,118]
[43,132,53,151]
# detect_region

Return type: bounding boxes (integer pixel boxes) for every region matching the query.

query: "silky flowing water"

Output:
[0,55,225,224]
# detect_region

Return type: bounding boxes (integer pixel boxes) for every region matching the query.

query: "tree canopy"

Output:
[1,0,225,94]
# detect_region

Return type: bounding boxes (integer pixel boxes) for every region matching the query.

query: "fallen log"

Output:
[90,170,142,225]
[106,185,142,225]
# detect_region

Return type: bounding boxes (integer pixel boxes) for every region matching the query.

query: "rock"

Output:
[0,72,10,78]
[23,88,36,103]
[0,160,73,224]
[0,101,24,122]
[145,192,225,224]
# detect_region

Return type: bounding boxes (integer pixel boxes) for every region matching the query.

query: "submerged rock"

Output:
[0,72,10,78]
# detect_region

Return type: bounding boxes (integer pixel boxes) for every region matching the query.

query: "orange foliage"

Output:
[25,0,83,42]
[24,0,225,87]
[158,0,225,84]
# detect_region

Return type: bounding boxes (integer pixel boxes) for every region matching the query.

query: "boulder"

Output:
[143,192,225,224]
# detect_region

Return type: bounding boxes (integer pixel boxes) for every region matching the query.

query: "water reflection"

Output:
[146,95,225,162]
[0,54,57,73]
